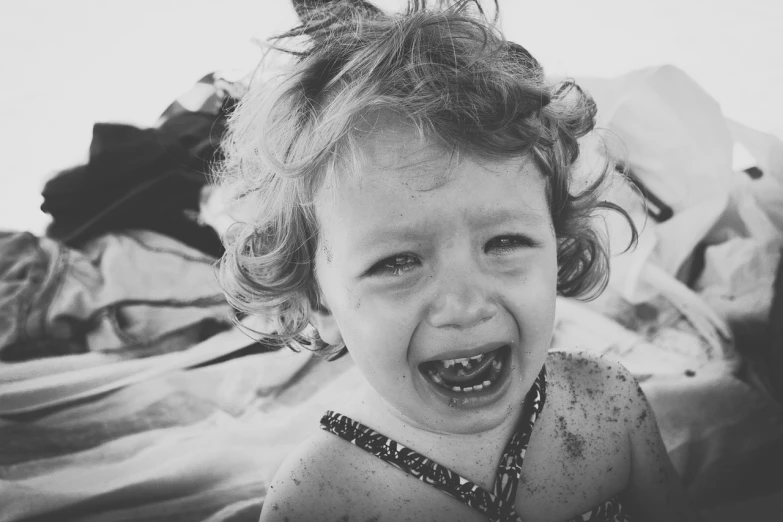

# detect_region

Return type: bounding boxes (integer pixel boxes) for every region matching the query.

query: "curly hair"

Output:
[216,0,636,355]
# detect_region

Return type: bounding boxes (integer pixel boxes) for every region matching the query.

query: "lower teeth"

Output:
[429,356,503,393]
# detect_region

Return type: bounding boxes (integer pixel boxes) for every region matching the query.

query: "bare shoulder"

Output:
[543,350,645,457]
[547,350,635,392]
[513,351,633,519]
[537,351,702,522]
[260,429,357,521]
[545,349,647,428]
[260,427,483,522]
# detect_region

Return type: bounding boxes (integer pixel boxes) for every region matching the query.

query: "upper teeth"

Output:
[441,353,484,368]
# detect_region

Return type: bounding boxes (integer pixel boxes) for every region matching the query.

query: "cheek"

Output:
[341,300,411,344]
[336,298,418,365]
[509,253,558,332]
[539,262,559,340]
[314,247,356,308]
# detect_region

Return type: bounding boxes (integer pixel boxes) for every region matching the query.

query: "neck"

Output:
[343,382,523,491]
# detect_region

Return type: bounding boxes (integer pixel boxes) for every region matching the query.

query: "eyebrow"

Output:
[467,205,550,229]
[350,205,549,251]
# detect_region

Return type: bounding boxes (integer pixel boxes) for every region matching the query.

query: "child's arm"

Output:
[260,429,477,522]
[258,432,360,522]
[620,368,705,522]
[258,445,325,522]
[259,430,448,522]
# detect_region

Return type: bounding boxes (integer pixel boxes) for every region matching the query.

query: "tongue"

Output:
[433,351,497,384]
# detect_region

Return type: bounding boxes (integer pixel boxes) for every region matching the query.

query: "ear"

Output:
[309,304,343,346]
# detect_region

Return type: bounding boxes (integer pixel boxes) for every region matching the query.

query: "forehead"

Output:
[353,122,441,173]
[314,125,551,234]
[335,121,537,192]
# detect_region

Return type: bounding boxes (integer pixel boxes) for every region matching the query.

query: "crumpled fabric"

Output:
[0,348,320,522]
[0,229,231,361]
[578,65,736,280]
[575,66,783,356]
[2,300,781,521]
[40,72,249,258]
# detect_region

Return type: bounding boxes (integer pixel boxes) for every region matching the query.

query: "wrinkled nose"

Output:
[427,270,496,329]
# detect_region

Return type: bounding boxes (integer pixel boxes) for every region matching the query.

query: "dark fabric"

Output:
[40,72,243,257]
[40,112,225,257]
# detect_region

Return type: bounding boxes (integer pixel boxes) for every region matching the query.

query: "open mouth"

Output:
[419,345,510,394]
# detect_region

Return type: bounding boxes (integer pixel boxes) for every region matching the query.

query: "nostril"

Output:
[426,273,496,328]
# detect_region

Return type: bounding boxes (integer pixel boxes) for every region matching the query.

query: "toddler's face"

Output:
[312,127,558,435]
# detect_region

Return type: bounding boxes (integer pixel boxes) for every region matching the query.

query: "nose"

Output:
[426,264,497,329]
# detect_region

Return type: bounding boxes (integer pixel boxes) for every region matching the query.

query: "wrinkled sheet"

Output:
[0,230,230,361]
[2,295,782,522]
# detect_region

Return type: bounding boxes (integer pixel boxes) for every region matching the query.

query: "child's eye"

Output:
[485,235,536,255]
[368,254,420,276]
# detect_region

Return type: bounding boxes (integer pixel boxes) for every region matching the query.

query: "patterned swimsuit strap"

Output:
[320,365,548,522]
[494,365,547,520]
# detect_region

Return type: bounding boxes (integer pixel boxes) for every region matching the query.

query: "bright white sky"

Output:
[1,0,781,233]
